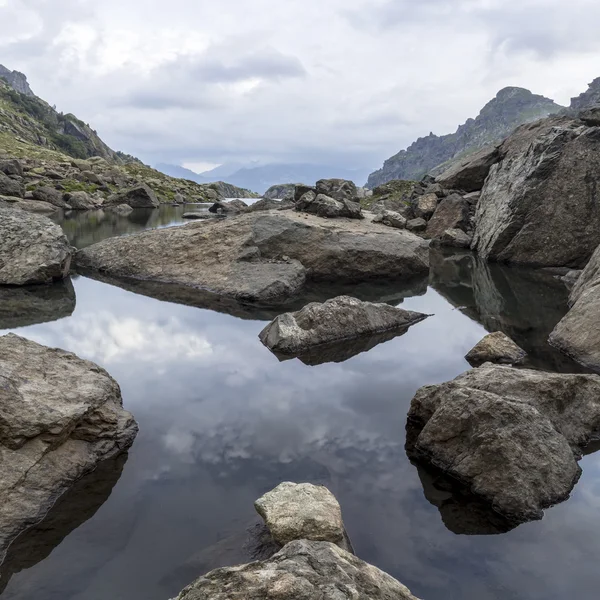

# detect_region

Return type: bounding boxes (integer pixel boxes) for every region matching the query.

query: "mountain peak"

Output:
[570,77,600,111]
[0,64,35,97]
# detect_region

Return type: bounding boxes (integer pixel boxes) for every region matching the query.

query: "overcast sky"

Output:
[1,0,599,172]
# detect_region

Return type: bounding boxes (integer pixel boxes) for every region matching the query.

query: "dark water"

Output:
[1,207,599,600]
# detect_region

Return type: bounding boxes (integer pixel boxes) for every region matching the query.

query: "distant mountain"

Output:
[155,163,208,183]
[570,77,600,111]
[367,87,565,188]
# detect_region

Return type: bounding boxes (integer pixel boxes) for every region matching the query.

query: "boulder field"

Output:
[0,334,137,564]
[76,210,430,306]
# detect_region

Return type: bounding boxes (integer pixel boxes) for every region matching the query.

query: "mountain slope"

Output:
[367,87,564,188]
[570,77,600,111]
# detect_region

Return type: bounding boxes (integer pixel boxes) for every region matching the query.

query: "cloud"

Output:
[1,0,599,172]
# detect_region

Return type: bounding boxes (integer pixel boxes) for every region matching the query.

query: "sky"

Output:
[1,0,599,172]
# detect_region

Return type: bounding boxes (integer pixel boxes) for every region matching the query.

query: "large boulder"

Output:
[407,363,600,524]
[435,145,501,192]
[32,186,68,208]
[550,243,600,371]
[247,197,294,212]
[0,334,137,564]
[372,209,406,229]
[173,540,419,600]
[0,173,24,198]
[106,184,159,208]
[413,192,439,220]
[63,191,101,210]
[263,183,298,200]
[0,159,24,177]
[425,193,471,238]
[472,116,600,267]
[259,295,428,356]
[296,192,363,219]
[0,207,73,285]
[209,199,247,214]
[430,228,472,248]
[465,331,527,366]
[76,211,429,307]
[315,178,358,202]
[254,482,349,549]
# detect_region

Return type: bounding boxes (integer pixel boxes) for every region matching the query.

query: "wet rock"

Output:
[0,207,73,285]
[106,184,159,208]
[465,331,527,366]
[413,192,439,219]
[431,228,472,248]
[551,243,600,371]
[315,178,358,202]
[254,482,349,549]
[173,540,420,600]
[372,209,406,229]
[259,295,428,357]
[435,145,501,192]
[182,212,215,220]
[0,334,138,564]
[109,203,133,216]
[472,116,600,267]
[77,211,429,306]
[0,173,24,198]
[406,217,427,232]
[32,186,68,208]
[425,193,470,239]
[407,363,600,523]
[296,192,363,219]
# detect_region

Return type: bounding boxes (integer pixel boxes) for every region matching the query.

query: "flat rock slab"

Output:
[465,331,527,366]
[259,295,429,358]
[0,334,138,562]
[0,206,73,285]
[76,210,430,306]
[173,540,420,600]
[407,363,600,524]
[254,482,348,549]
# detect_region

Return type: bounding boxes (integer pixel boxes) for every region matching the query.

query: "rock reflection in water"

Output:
[0,279,76,329]
[429,249,586,372]
[77,271,428,322]
[0,454,128,594]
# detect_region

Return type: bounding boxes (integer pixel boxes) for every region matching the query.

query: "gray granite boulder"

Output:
[465,331,527,366]
[0,207,73,285]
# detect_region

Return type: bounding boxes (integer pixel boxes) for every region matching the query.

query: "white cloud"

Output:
[1,0,599,170]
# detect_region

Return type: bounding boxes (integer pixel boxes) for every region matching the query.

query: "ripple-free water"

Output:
[1,206,598,600]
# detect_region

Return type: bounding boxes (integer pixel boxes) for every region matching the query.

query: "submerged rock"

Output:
[407,363,600,524]
[0,334,138,564]
[259,295,429,357]
[255,482,350,550]
[0,207,73,285]
[550,243,600,371]
[173,540,420,600]
[77,211,429,306]
[465,331,527,366]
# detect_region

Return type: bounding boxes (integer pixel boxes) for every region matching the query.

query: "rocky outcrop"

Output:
[435,145,501,192]
[465,331,527,366]
[106,184,159,208]
[0,207,73,285]
[0,334,138,564]
[472,115,600,267]
[367,87,563,188]
[0,279,76,329]
[254,482,350,550]
[0,65,35,96]
[76,211,430,307]
[570,76,600,112]
[259,295,429,358]
[173,540,420,600]
[263,183,298,200]
[407,363,600,524]
[550,243,600,371]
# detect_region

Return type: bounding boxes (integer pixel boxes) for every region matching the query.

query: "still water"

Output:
[1,206,599,600]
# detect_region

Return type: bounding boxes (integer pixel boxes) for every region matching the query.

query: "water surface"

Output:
[1,207,598,600]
